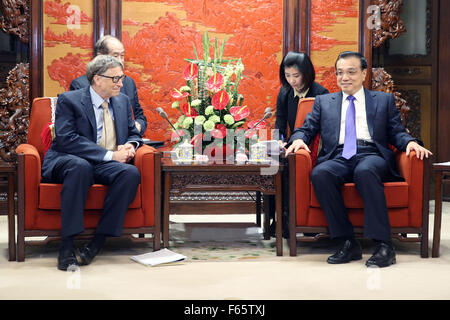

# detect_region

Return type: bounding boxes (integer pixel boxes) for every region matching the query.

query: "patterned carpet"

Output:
[166,222,280,262]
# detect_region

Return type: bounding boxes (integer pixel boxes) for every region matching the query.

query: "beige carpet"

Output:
[1,201,449,300]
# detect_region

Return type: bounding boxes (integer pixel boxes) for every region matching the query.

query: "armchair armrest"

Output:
[395,150,424,226]
[293,149,313,225]
[134,144,158,226]
[16,144,42,230]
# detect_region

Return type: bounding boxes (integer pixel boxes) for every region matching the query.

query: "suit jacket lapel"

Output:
[110,96,123,143]
[80,87,97,141]
[364,89,376,139]
[331,92,343,146]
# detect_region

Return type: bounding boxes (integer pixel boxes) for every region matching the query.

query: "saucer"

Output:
[248,159,271,165]
[173,159,194,165]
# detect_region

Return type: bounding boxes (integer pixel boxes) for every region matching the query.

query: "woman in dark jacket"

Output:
[275,51,329,141]
[269,51,329,238]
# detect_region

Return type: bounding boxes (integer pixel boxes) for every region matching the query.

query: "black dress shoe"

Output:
[327,239,362,264]
[78,244,101,266]
[365,242,396,268]
[57,249,79,271]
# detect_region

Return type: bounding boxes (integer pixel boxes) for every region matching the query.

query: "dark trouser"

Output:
[44,154,140,238]
[311,145,392,242]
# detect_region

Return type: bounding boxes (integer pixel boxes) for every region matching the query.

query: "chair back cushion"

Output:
[28,98,53,161]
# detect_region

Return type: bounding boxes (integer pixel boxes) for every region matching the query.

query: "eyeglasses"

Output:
[96,74,126,83]
[335,70,360,77]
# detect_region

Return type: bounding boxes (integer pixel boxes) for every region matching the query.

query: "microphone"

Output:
[249,107,272,130]
[156,107,183,141]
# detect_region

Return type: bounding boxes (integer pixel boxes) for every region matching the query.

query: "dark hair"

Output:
[335,51,368,70]
[279,51,315,91]
[94,35,120,56]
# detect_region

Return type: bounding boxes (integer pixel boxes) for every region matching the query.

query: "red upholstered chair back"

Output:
[294,97,315,128]
[293,97,320,167]
[28,97,53,162]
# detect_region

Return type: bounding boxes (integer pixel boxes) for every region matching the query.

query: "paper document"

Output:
[131,248,186,266]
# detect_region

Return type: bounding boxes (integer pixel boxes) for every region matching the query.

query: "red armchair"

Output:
[15,97,161,261]
[288,98,430,257]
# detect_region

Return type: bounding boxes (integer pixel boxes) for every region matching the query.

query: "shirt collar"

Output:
[342,86,365,102]
[293,87,310,99]
[89,86,110,108]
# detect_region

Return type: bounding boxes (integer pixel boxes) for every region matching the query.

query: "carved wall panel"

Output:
[0,0,29,43]
[309,0,359,93]
[372,0,407,48]
[121,0,283,141]
[0,63,30,162]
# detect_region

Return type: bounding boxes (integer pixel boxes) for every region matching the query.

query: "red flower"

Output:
[206,73,224,91]
[211,124,227,139]
[230,105,250,121]
[181,101,198,118]
[211,90,229,110]
[171,88,189,99]
[183,62,199,80]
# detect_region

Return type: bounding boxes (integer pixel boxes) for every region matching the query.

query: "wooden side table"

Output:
[432,162,450,258]
[0,163,16,261]
[161,158,284,256]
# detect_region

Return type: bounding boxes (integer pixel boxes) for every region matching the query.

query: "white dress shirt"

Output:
[338,87,372,145]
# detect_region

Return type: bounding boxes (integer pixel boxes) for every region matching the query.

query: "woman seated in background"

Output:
[268,51,329,238]
[275,51,329,141]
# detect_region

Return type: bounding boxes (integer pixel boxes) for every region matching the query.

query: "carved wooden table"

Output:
[161,158,284,256]
[432,162,450,257]
[0,162,16,261]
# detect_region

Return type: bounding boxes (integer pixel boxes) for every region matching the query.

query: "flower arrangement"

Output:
[170,32,266,160]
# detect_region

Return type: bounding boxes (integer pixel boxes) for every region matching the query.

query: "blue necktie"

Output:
[342,95,356,159]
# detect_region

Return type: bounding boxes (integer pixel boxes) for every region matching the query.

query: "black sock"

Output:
[337,235,357,244]
[60,235,74,251]
[89,233,106,250]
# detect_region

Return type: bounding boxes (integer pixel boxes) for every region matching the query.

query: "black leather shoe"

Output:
[365,242,396,268]
[57,249,79,271]
[327,239,362,264]
[78,244,101,266]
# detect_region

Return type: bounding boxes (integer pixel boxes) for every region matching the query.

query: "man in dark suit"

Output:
[70,35,147,136]
[42,55,143,271]
[286,51,431,267]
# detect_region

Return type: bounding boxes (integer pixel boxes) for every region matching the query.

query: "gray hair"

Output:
[86,55,124,84]
[94,35,120,56]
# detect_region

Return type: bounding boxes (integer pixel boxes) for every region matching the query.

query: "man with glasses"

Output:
[286,51,431,267]
[42,55,143,271]
[70,35,147,136]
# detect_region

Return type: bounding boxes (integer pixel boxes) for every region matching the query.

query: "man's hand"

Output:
[285,139,310,156]
[113,143,136,163]
[406,141,432,160]
[135,121,141,133]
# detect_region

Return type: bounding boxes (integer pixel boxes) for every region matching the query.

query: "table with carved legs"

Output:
[161,158,284,256]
